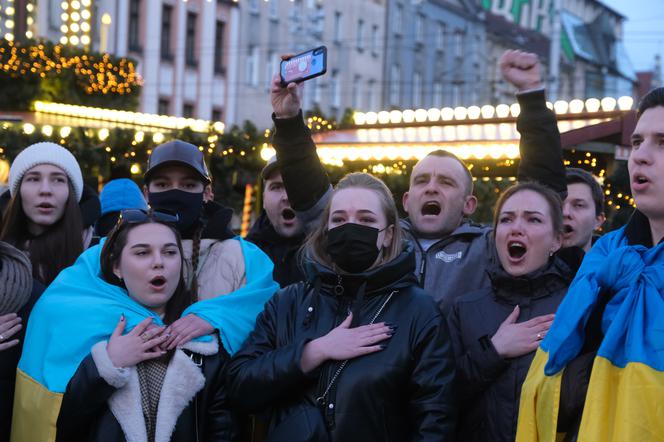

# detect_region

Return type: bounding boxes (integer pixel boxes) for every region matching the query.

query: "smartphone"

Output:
[280,46,327,87]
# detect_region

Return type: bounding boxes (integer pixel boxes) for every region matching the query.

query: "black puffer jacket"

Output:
[56,338,238,442]
[246,211,305,287]
[226,243,456,442]
[446,256,574,442]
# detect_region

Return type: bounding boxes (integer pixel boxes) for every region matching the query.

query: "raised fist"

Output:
[499,50,543,92]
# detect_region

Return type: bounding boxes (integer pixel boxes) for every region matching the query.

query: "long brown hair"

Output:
[100,218,194,325]
[304,172,405,271]
[0,181,83,284]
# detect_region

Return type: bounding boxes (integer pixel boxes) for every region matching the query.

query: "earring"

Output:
[549,251,554,257]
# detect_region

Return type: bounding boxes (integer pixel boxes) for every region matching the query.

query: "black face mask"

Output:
[325,223,385,273]
[148,189,203,234]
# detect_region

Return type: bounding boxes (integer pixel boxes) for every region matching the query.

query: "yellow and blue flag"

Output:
[516,225,664,441]
[11,237,277,441]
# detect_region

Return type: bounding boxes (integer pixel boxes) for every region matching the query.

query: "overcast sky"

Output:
[601,0,664,72]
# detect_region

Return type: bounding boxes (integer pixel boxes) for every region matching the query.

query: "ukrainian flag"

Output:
[516,226,664,441]
[11,237,277,441]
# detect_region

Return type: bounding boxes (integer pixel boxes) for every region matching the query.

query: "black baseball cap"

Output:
[144,140,211,184]
[261,155,280,181]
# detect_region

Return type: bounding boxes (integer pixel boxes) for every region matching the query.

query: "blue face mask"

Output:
[148,189,203,234]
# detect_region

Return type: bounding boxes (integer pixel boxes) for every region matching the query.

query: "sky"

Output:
[601,0,664,72]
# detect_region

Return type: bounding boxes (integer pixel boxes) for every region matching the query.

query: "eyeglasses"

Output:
[117,208,179,226]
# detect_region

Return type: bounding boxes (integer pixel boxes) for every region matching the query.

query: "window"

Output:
[436,22,445,51]
[269,0,278,18]
[415,14,424,44]
[367,79,376,110]
[313,80,322,104]
[413,72,422,106]
[266,51,278,89]
[249,0,259,13]
[211,108,223,122]
[434,82,443,107]
[390,64,400,105]
[454,30,464,58]
[158,98,170,115]
[183,103,195,118]
[333,12,342,43]
[185,12,197,66]
[452,84,461,106]
[160,5,173,60]
[394,4,403,35]
[128,0,141,51]
[331,70,341,108]
[214,20,225,74]
[357,19,364,51]
[371,24,379,55]
[352,74,362,109]
[246,45,259,86]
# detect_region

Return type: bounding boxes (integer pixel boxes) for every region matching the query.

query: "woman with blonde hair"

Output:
[227,172,456,442]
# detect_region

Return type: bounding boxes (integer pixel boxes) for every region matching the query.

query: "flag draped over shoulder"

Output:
[11,237,278,442]
[516,226,664,441]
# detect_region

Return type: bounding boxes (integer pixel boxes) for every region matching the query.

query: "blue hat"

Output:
[100,179,148,215]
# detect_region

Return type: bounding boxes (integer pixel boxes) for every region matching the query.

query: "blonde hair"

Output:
[304,172,404,271]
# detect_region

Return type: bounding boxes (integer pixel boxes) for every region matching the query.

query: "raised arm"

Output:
[500,50,567,198]
[270,68,332,230]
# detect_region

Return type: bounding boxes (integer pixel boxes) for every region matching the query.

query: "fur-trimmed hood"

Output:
[91,337,219,442]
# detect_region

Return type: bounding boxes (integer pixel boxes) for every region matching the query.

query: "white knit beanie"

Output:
[8,142,84,202]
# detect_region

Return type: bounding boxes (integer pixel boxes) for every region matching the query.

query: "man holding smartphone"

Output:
[269,51,568,311]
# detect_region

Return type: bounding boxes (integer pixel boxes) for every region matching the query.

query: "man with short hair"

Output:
[269,50,567,310]
[562,168,606,252]
[246,156,306,287]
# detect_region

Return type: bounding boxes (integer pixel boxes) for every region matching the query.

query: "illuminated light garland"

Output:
[34,101,224,133]
[351,96,635,127]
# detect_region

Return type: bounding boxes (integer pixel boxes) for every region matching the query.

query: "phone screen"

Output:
[281,47,326,84]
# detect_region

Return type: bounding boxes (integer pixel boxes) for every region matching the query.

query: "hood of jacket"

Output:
[196,200,235,241]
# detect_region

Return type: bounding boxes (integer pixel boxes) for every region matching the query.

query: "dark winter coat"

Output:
[0,280,44,442]
[246,211,305,287]
[226,244,457,441]
[56,337,238,442]
[446,256,574,442]
[271,89,567,313]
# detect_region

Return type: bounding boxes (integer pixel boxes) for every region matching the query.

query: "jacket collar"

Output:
[304,241,417,298]
[400,217,489,243]
[624,209,657,247]
[194,200,235,241]
[488,256,572,305]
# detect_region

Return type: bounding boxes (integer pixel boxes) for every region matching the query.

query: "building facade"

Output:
[25,0,238,122]
[382,0,487,110]
[230,0,386,129]
[482,0,636,104]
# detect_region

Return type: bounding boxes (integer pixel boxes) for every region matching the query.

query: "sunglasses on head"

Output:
[117,208,179,226]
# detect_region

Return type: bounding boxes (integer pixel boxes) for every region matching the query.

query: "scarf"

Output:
[516,226,664,441]
[0,241,33,315]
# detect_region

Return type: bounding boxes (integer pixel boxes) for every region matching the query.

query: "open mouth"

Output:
[37,203,55,209]
[508,241,527,259]
[282,208,296,221]
[150,276,166,288]
[563,225,574,234]
[421,201,441,216]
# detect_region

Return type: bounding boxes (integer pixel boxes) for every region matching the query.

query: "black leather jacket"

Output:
[227,243,457,441]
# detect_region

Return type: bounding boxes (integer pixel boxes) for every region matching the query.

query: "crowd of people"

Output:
[0,49,662,442]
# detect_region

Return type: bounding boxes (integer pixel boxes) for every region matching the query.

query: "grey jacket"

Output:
[401,218,496,311]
